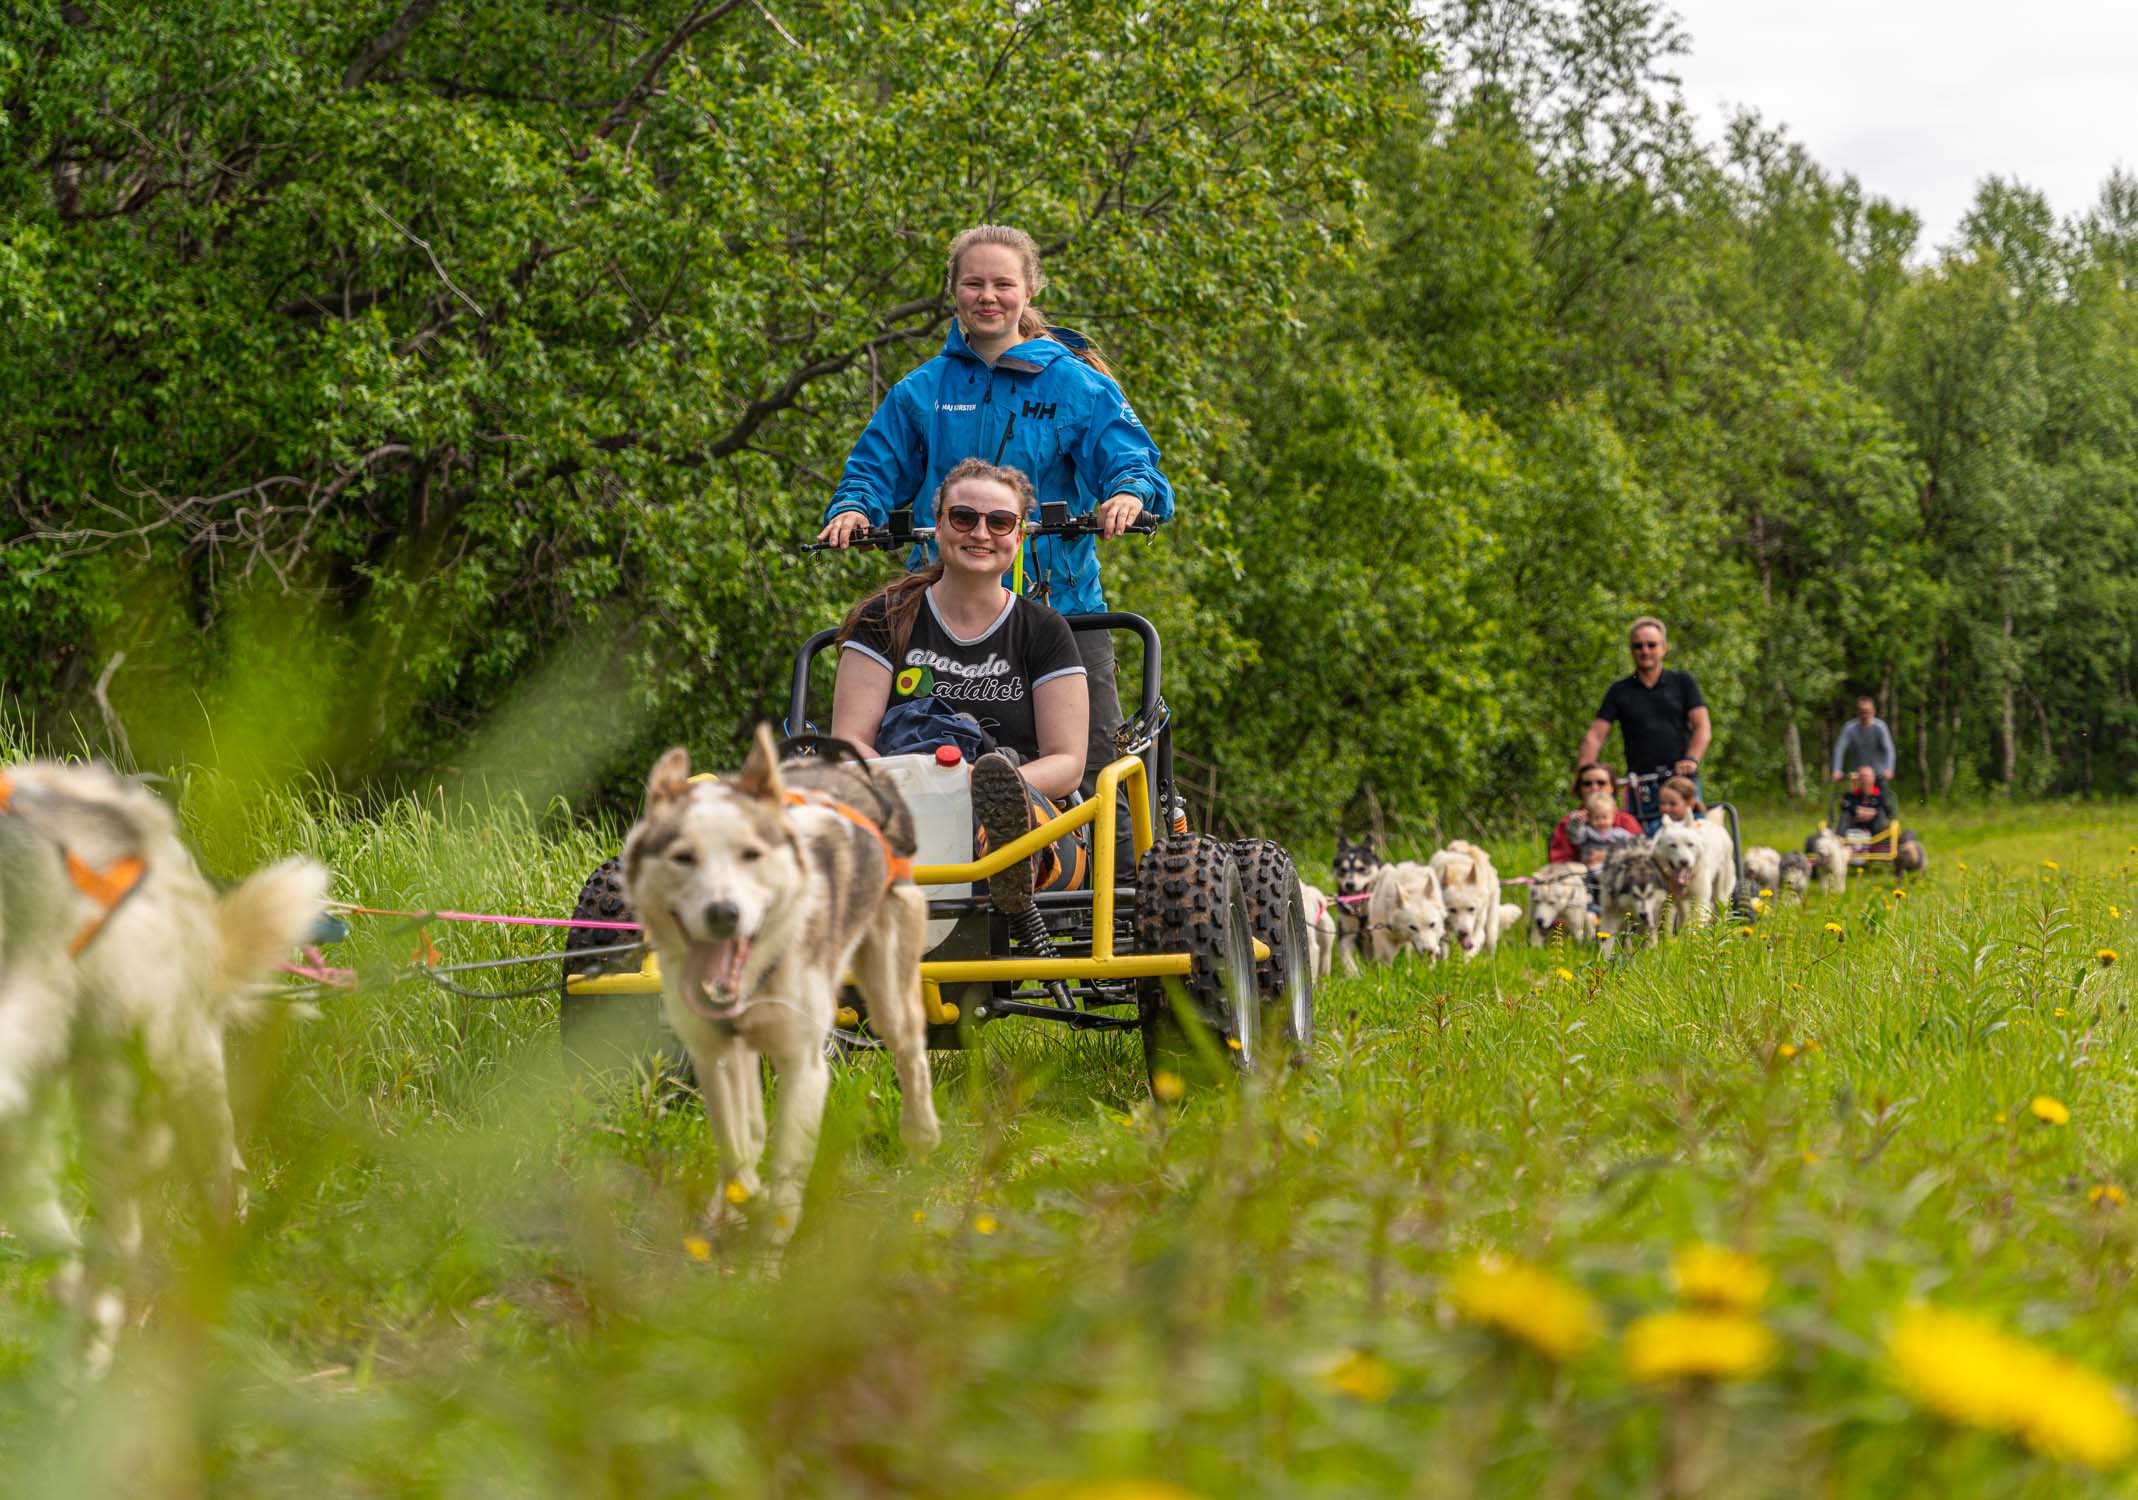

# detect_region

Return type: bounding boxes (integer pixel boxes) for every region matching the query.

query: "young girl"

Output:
[817,225,1173,799]
[1657,776,1705,824]
[1567,786,1639,869]
[831,459,1088,912]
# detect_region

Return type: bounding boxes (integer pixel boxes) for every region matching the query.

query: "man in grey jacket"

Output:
[1830,695,1897,782]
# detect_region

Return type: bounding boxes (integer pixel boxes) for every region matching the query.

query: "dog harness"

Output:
[780,789,913,886]
[0,771,150,957]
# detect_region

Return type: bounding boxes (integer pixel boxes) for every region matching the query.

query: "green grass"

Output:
[4,779,2138,1497]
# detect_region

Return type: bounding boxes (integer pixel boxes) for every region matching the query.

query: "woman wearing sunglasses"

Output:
[816,225,1173,803]
[1546,763,1645,866]
[832,459,1090,909]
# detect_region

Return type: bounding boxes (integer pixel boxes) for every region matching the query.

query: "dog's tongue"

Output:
[680,937,751,1018]
[1671,867,1692,893]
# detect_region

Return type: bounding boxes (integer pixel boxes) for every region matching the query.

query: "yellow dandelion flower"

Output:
[682,1235,713,1262]
[1151,1070,1186,1101]
[1625,1308,1777,1383]
[1450,1253,1601,1363]
[2110,905,2122,919]
[1225,1035,1241,1050]
[2043,859,2061,872]
[1751,898,1767,915]
[2089,1184,2128,1208]
[1320,1349,1396,1402]
[1597,930,1613,941]
[1806,1038,1823,1052]
[1759,888,1774,899]
[723,1180,751,1205]
[1778,1043,1798,1059]
[2100,949,2120,966]
[1958,861,1968,871]
[1993,1112,2007,1125]
[1889,1306,2137,1470]
[1825,922,1844,935]
[2030,1095,2071,1126]
[912,1208,927,1224]
[1739,925,1756,937]
[974,1213,998,1236]
[1801,1150,1820,1165]
[1555,967,1575,982]
[1671,1243,1771,1311]
[1892,888,1907,899]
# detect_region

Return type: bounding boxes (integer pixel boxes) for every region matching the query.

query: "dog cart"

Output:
[559,507,1314,1089]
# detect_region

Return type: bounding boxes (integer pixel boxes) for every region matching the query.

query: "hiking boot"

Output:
[971,751,1036,914]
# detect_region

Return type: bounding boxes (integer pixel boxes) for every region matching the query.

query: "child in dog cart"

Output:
[558,474,1316,1092]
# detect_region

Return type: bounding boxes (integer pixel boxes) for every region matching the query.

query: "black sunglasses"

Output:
[1631,639,1663,650]
[943,504,1023,538]
[1578,776,1612,789]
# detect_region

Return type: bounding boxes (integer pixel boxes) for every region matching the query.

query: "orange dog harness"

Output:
[0,770,150,957]
[781,789,913,886]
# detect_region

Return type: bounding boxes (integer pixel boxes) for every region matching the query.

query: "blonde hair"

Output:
[837,459,1038,662]
[945,224,1116,379]
[1628,615,1667,643]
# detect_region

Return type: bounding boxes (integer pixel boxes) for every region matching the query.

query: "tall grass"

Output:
[2,761,2135,1497]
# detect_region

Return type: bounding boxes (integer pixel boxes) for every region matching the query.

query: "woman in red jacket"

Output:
[1547,763,1646,864]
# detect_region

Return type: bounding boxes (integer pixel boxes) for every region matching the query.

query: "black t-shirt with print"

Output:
[1596,669,1706,774]
[842,588,1086,760]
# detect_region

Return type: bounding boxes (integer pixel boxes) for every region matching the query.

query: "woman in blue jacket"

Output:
[818,225,1174,799]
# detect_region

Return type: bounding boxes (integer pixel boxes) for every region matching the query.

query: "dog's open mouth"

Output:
[678,935,752,1020]
[1669,866,1693,895]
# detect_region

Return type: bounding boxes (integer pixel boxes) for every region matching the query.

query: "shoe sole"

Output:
[972,757,1035,913]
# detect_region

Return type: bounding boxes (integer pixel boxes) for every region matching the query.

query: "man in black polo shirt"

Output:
[1575,616,1713,833]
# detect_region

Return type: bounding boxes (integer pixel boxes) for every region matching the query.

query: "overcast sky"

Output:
[1666,1,2138,254]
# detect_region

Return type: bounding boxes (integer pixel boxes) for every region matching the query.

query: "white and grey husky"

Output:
[622,729,939,1248]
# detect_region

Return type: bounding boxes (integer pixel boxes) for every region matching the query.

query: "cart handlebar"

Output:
[807,501,1158,553]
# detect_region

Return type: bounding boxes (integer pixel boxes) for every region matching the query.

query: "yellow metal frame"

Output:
[1846,823,1901,868]
[562,753,1256,1030]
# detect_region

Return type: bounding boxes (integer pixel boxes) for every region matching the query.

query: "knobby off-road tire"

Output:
[1134,833,1259,1090]
[559,858,686,1075]
[1231,838,1315,1067]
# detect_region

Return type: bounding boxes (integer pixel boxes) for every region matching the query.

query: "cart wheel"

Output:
[1231,838,1315,1066]
[560,858,683,1075]
[1134,833,1259,1089]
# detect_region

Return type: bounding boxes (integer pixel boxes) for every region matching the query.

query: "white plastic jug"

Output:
[870,746,973,950]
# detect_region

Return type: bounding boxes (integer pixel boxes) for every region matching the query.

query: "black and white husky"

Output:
[1331,836,1381,975]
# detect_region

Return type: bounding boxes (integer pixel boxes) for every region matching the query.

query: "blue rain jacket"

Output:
[824,324,1174,615]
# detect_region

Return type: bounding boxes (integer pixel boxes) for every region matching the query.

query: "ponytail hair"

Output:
[837,458,1039,664]
[946,223,1118,380]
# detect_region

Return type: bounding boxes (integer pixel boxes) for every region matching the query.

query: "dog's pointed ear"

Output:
[647,747,693,808]
[734,723,787,803]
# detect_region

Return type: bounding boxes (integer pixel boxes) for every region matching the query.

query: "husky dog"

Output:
[1742,845,1781,896]
[1528,862,1596,945]
[1597,838,1665,950]
[1297,882,1337,982]
[623,730,938,1247]
[1808,827,1849,893]
[1777,850,1812,898]
[1650,814,1738,931]
[0,760,328,1368]
[1896,830,1928,878]
[1366,861,1445,962]
[1429,840,1507,959]
[1332,836,1381,976]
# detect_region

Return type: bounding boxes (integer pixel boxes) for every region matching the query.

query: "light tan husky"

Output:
[622,729,938,1248]
[0,759,328,1369]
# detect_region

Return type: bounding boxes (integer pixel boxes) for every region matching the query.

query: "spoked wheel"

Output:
[1233,838,1315,1068]
[559,858,683,1075]
[1134,833,1259,1089]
